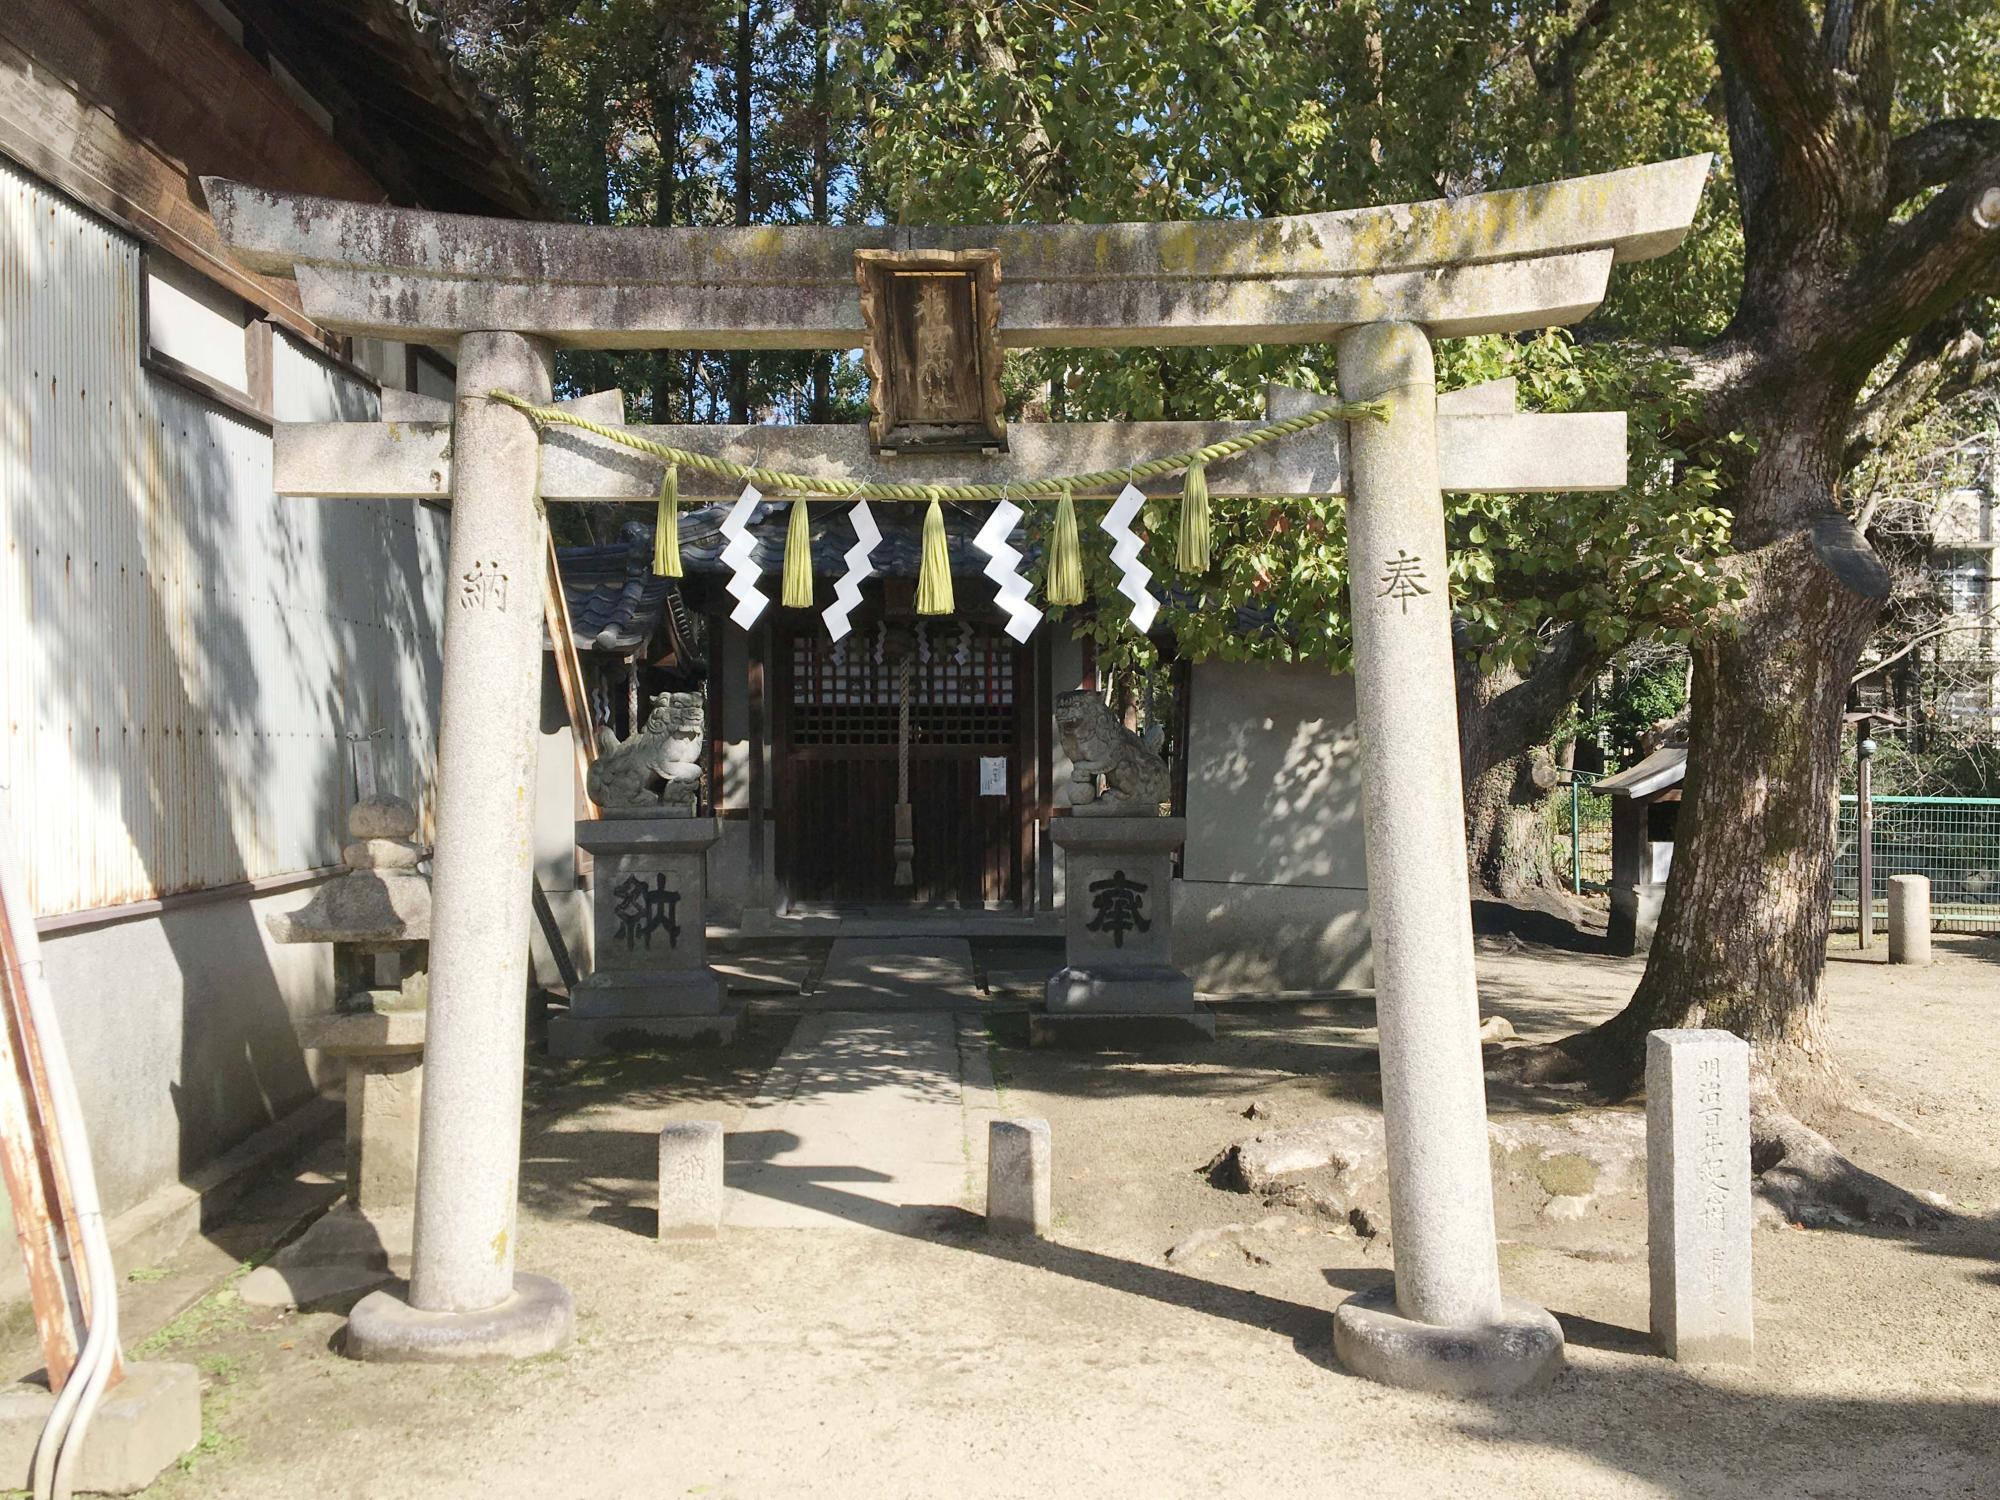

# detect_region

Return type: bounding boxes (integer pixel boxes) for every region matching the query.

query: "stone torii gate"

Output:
[206,155,1707,1390]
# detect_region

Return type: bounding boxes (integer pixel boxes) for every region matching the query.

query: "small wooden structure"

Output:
[855,250,1006,453]
[1598,746,1686,954]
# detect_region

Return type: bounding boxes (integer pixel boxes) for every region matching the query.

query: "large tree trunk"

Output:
[1456,622,1598,898]
[1557,529,1880,1098]
[1491,0,1999,1227]
[1464,750,1560,898]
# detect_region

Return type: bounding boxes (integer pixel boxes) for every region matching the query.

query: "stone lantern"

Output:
[242,795,429,1308]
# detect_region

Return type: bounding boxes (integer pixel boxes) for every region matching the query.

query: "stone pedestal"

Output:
[1034,817,1211,1046]
[548,816,736,1058]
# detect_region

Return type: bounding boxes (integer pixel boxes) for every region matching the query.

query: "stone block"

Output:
[547,1009,739,1060]
[1647,1028,1754,1364]
[0,1361,201,1495]
[347,1053,422,1211]
[345,1274,574,1363]
[1039,818,1206,1046]
[658,1121,725,1240]
[987,1119,1052,1237]
[1887,875,1932,965]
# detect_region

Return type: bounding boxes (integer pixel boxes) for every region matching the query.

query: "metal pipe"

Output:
[0,803,121,1500]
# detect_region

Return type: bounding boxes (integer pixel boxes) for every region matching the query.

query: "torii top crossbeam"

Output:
[203,156,1708,350]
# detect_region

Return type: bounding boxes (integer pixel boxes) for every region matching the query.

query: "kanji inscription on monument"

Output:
[1085,870,1150,948]
[612,873,682,951]
[1378,549,1430,613]
[457,559,510,611]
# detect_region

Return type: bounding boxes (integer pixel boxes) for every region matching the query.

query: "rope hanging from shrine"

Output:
[487,389,1389,643]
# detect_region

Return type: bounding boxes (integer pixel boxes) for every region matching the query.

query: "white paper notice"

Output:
[979,756,1008,797]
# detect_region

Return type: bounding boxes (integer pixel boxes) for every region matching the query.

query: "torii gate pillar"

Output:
[1330,322,1562,1393]
[345,332,576,1362]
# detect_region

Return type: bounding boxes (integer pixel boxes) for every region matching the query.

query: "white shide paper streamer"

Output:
[1101,482,1160,634]
[822,500,882,642]
[719,482,768,629]
[972,499,1043,643]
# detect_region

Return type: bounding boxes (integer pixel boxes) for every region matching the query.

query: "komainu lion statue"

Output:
[1054,689,1168,816]
[588,691,705,815]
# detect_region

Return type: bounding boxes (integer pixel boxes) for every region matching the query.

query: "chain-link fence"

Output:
[1833,795,2000,933]
[1551,771,1614,894]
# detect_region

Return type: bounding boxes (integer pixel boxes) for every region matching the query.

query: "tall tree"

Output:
[1509,2,2000,1225]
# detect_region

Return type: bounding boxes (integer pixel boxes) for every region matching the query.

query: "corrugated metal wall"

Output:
[1,156,447,917]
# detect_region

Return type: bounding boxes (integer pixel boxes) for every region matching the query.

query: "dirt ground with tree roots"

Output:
[108,932,2000,1499]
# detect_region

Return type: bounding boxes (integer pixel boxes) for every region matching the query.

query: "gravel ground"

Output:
[122,934,2000,1499]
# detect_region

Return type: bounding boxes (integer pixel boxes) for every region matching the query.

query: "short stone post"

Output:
[987,1119,1052,1237]
[1327,322,1562,1396]
[345,332,574,1363]
[658,1122,725,1240]
[1646,1029,1753,1364]
[1887,875,1932,965]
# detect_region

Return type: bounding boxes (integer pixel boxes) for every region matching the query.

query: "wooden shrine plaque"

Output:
[855,249,1006,453]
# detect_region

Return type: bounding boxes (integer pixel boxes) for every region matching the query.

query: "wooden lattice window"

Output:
[789,624,1015,747]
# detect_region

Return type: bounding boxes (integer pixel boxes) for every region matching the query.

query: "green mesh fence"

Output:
[1833,795,2000,934]
[1551,771,1614,894]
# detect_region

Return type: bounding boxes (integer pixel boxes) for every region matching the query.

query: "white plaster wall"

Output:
[26,884,335,1229]
[1175,659,1373,993]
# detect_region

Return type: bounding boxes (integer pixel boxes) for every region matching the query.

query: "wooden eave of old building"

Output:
[0,0,552,351]
[217,0,553,222]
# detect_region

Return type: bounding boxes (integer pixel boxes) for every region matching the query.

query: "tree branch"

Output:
[1853,605,2000,686]
[1526,0,1618,96]
[1887,119,2000,207]
[1845,310,2000,469]
[1458,623,1603,785]
[1828,160,2000,375]
[1714,1,1841,182]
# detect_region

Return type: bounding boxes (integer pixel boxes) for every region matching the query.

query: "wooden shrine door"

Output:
[775,621,1027,908]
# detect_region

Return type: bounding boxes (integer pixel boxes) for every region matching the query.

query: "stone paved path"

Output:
[723,1003,1000,1230]
[810,936,980,1008]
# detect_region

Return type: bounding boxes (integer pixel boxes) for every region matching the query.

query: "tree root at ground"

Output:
[1484,1038,1952,1231]
[1747,1079,1949,1229]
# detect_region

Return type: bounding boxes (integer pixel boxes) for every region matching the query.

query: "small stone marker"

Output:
[1887,875,1932,965]
[1646,1029,1753,1364]
[658,1120,725,1240]
[987,1119,1052,1237]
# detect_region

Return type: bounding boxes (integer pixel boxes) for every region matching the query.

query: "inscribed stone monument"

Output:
[550,694,734,1057]
[1646,1028,1754,1364]
[1039,698,1207,1044]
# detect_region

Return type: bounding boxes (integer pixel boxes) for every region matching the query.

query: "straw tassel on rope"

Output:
[650,464,682,577]
[1045,485,1084,606]
[782,499,814,608]
[916,496,954,616]
[1176,458,1211,574]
